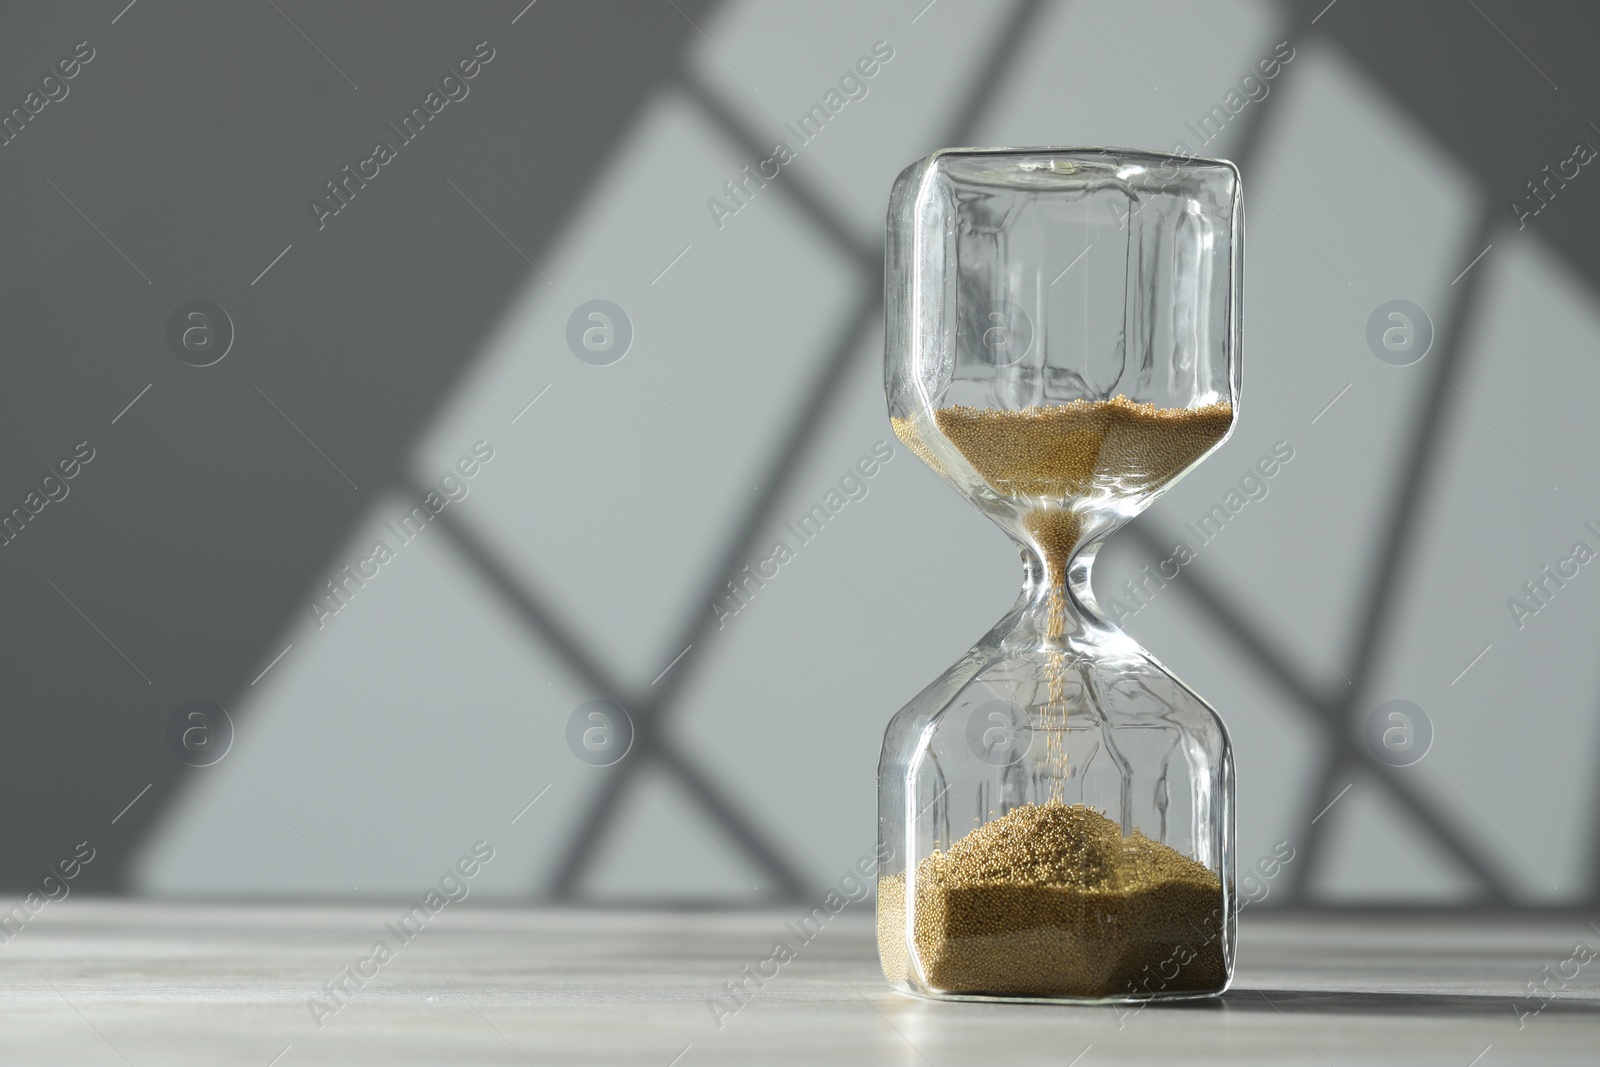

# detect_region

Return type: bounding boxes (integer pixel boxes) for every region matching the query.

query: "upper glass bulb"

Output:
[886,147,1242,598]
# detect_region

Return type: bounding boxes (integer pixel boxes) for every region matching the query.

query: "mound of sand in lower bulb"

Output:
[877,803,1225,998]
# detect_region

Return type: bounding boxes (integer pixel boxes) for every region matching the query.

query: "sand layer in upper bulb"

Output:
[891,396,1231,583]
[922,396,1232,498]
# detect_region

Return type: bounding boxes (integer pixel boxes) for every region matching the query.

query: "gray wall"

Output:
[2,0,1596,909]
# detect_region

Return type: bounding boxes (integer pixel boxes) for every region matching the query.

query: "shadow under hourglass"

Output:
[1210,987,1600,1019]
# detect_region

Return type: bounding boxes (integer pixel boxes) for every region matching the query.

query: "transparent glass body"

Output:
[877,148,1242,1002]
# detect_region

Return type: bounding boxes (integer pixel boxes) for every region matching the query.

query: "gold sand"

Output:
[892,395,1232,583]
[877,803,1225,998]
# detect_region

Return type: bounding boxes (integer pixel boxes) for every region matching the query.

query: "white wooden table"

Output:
[3,903,1595,1065]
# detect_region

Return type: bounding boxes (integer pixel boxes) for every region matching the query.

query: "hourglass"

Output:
[876,148,1242,1002]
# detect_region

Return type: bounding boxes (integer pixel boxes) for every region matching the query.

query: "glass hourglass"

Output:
[876,148,1242,1003]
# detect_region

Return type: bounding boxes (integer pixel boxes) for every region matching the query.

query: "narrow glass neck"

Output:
[1018,541,1116,650]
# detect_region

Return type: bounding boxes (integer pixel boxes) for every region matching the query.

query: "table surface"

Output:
[3,902,1597,1065]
